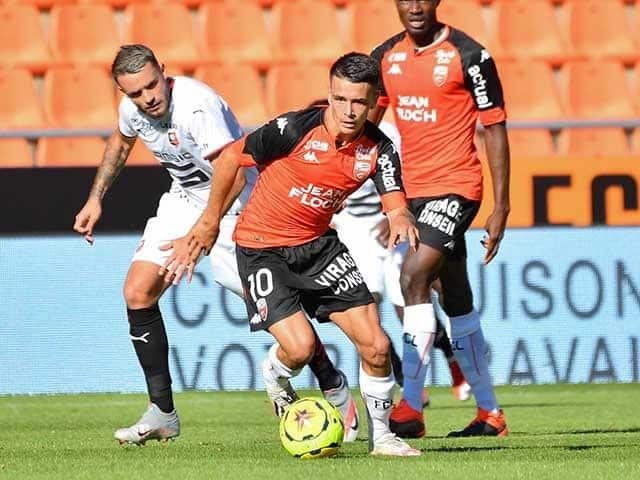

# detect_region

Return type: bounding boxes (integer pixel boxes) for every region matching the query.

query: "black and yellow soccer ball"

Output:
[279,397,344,459]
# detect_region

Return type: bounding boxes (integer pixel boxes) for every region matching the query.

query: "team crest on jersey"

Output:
[353,160,372,181]
[256,297,268,322]
[168,129,179,146]
[433,65,449,87]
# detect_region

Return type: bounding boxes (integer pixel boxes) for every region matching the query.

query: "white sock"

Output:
[359,365,395,450]
[449,310,499,412]
[401,303,436,411]
[265,343,301,386]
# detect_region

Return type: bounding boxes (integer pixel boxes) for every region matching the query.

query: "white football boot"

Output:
[262,357,299,417]
[114,403,180,445]
[322,370,359,442]
[371,432,421,457]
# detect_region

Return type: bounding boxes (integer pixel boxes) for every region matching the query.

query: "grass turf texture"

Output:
[1,384,639,479]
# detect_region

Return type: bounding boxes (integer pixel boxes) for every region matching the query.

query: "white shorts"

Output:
[132,190,243,297]
[383,242,407,307]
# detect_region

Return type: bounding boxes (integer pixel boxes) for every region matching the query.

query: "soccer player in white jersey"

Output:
[73,45,358,445]
[332,120,471,422]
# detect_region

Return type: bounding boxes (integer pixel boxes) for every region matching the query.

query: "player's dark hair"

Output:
[111,44,161,80]
[329,52,380,88]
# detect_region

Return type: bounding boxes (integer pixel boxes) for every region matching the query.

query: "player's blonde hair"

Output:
[111,44,161,81]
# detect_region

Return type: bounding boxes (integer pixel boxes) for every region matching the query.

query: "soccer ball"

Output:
[279,397,344,459]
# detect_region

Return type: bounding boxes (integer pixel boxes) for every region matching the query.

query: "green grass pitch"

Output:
[1,383,639,479]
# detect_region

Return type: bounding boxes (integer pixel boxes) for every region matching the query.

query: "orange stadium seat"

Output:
[494,0,571,66]
[507,129,556,158]
[499,61,564,120]
[0,5,52,73]
[0,139,34,168]
[36,137,106,167]
[1,0,75,10]
[437,0,504,58]
[0,69,46,129]
[200,1,273,70]
[272,0,346,64]
[43,67,116,128]
[347,0,404,53]
[125,3,200,70]
[127,139,157,166]
[566,0,638,64]
[557,128,631,157]
[563,61,636,119]
[266,63,329,116]
[78,0,147,9]
[195,64,269,128]
[632,128,640,155]
[49,5,119,68]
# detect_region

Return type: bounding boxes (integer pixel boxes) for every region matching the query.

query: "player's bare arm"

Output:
[159,141,245,284]
[72,130,135,244]
[385,205,418,251]
[481,121,511,264]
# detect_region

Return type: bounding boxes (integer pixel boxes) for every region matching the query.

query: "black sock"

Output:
[389,338,404,387]
[307,327,342,391]
[127,304,174,413]
[433,318,455,361]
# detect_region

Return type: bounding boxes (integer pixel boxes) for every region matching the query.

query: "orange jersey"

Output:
[372,26,507,201]
[232,107,406,248]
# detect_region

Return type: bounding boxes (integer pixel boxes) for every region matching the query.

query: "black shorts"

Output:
[236,230,374,332]
[410,194,480,260]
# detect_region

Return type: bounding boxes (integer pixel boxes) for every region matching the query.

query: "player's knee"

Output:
[282,337,315,367]
[361,332,390,369]
[400,270,431,302]
[123,281,161,309]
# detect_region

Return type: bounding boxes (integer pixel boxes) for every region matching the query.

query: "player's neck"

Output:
[408,22,446,49]
[322,109,362,147]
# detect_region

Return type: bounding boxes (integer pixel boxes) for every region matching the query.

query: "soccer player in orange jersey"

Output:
[163,53,422,457]
[369,0,510,438]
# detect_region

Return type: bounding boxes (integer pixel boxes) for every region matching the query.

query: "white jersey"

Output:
[119,76,245,211]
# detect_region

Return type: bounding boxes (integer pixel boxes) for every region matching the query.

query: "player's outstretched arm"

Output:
[481,122,511,265]
[159,140,245,284]
[72,130,135,244]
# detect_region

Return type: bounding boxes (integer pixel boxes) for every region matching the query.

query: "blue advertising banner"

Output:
[1,227,638,394]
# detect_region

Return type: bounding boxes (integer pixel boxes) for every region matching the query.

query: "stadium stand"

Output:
[347,0,404,53]
[200,1,274,70]
[563,61,637,120]
[0,0,638,170]
[124,3,200,70]
[36,136,106,167]
[126,138,157,166]
[499,61,565,120]
[437,0,504,58]
[43,67,116,128]
[0,69,47,129]
[566,0,638,64]
[49,5,119,68]
[271,0,346,65]
[557,128,631,157]
[0,4,52,73]
[494,0,571,66]
[0,139,34,168]
[266,63,329,116]
[195,64,269,127]
[507,129,556,159]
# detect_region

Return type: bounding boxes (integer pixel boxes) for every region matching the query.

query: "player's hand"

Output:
[481,207,509,264]
[386,207,418,252]
[372,218,391,248]
[158,223,219,285]
[73,197,102,245]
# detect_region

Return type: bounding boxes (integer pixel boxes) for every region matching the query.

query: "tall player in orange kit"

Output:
[162,53,421,456]
[370,0,510,438]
